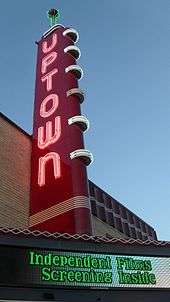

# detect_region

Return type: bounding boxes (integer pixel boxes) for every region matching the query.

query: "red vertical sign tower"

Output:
[29,24,93,235]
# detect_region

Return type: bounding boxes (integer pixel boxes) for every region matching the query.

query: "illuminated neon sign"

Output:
[38,34,61,185]
[30,24,92,234]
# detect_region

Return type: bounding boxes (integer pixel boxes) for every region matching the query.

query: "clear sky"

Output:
[0,0,170,240]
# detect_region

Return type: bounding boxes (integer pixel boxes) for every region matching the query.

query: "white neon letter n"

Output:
[38,152,61,187]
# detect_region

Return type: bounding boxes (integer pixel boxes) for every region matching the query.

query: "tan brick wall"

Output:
[0,115,31,228]
[92,216,128,239]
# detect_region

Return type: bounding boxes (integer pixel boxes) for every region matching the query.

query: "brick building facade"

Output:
[0,112,157,240]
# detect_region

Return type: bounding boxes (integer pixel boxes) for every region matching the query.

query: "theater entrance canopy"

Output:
[0,228,169,301]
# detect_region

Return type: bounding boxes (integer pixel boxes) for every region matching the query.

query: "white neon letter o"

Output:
[40,94,59,118]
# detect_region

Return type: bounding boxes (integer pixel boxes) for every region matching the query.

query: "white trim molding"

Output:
[67,88,85,103]
[65,65,83,80]
[63,28,79,43]
[64,45,81,60]
[43,24,64,38]
[68,115,90,132]
[70,149,93,166]
[29,196,90,227]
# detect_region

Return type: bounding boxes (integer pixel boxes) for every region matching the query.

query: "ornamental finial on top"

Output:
[47,8,60,27]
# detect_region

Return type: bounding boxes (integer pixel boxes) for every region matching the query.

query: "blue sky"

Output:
[0,0,170,240]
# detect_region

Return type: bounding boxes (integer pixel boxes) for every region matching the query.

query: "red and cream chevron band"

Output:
[29,196,90,227]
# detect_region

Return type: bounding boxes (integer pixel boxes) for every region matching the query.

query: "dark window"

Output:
[123,223,130,237]
[120,206,127,219]
[128,212,134,224]
[142,235,149,241]
[94,187,103,203]
[97,205,106,222]
[130,227,137,239]
[112,200,120,214]
[90,199,97,216]
[106,212,115,227]
[137,231,143,240]
[147,226,153,236]
[103,194,112,209]
[152,230,157,240]
[89,182,95,197]
[135,217,140,228]
[141,221,146,233]
[115,217,123,233]
[147,228,156,240]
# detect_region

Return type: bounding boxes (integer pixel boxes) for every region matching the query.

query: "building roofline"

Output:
[89,179,156,232]
[0,227,168,247]
[0,112,31,138]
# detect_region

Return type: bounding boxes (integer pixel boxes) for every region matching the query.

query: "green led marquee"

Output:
[0,246,169,289]
[28,250,159,287]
